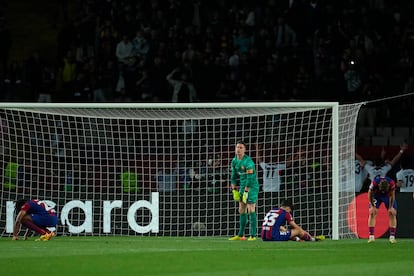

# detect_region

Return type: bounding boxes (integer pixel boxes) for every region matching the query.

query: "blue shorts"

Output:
[370,195,397,210]
[262,230,292,241]
[30,214,58,228]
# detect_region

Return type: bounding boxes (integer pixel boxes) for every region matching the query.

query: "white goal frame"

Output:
[0,102,361,240]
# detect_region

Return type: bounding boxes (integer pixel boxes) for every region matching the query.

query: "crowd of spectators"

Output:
[1,0,414,125]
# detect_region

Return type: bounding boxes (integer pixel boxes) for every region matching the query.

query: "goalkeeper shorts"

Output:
[240,188,259,204]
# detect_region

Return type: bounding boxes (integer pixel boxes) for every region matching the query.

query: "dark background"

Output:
[0,0,413,237]
[395,193,414,238]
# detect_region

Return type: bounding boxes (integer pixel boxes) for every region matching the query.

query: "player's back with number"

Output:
[396,168,414,192]
[261,208,291,240]
[355,160,370,192]
[260,162,286,192]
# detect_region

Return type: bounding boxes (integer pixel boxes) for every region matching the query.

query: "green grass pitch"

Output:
[1,236,413,275]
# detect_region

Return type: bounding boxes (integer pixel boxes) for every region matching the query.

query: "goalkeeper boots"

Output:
[228,235,245,241]
[247,236,257,241]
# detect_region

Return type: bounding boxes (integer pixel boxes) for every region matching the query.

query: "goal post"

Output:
[0,102,363,239]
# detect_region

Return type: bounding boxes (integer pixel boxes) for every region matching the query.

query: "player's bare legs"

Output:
[238,201,247,214]
[388,208,397,228]
[368,206,377,227]
[291,227,321,241]
[388,207,397,243]
[368,205,377,242]
[19,214,48,236]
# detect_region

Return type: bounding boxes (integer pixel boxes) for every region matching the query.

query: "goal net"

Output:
[0,102,363,239]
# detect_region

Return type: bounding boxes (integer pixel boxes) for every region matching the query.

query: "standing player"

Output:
[360,144,407,182]
[395,155,414,198]
[229,140,259,241]
[256,143,286,192]
[355,153,370,192]
[367,176,397,243]
[257,144,307,192]
[12,199,58,241]
[261,199,325,242]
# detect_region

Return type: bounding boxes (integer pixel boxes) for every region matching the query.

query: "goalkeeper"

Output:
[229,140,260,241]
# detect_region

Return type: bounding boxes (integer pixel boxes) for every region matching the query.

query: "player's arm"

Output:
[230,161,237,189]
[355,153,366,167]
[380,146,386,161]
[279,225,288,232]
[13,210,26,240]
[286,148,301,168]
[230,162,241,201]
[395,170,404,188]
[288,219,300,229]
[166,67,180,83]
[242,165,256,203]
[231,183,240,202]
[256,143,263,163]
[389,143,408,167]
[285,150,294,168]
[244,168,255,191]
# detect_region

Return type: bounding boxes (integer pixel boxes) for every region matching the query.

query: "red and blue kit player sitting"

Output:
[261,199,324,242]
[368,176,397,243]
[12,199,58,241]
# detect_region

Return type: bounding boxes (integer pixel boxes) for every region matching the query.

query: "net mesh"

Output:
[0,103,362,238]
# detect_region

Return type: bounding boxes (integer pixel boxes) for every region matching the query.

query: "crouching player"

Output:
[261,199,325,242]
[13,199,58,241]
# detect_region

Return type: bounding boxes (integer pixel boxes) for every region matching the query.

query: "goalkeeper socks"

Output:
[238,213,248,237]
[249,212,257,237]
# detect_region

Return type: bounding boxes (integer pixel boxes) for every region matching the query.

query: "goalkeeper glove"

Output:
[232,189,240,202]
[242,191,248,204]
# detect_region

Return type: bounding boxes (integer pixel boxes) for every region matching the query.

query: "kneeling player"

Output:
[12,199,58,241]
[261,199,325,241]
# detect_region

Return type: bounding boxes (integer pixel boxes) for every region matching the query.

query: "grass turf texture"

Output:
[1,237,413,275]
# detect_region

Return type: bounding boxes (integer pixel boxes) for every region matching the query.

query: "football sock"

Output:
[249,212,257,237]
[389,227,396,237]
[302,233,312,241]
[369,227,375,235]
[22,220,47,235]
[238,213,248,237]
